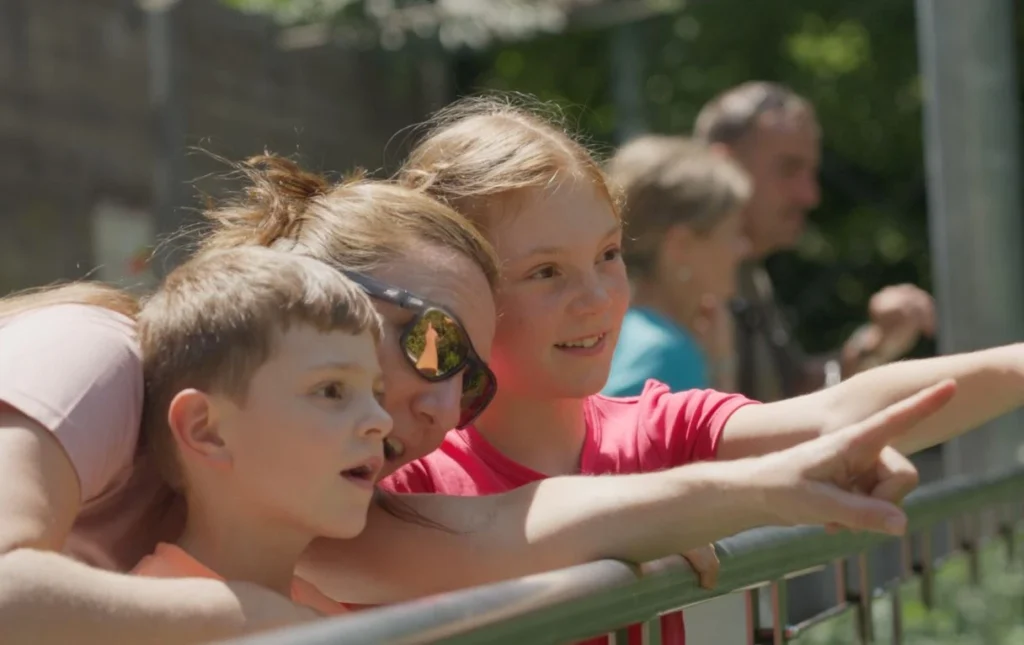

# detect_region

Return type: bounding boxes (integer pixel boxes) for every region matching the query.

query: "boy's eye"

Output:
[528,265,557,280]
[373,387,386,405]
[317,382,345,400]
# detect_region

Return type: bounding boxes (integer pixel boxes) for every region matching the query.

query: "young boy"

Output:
[131,246,391,615]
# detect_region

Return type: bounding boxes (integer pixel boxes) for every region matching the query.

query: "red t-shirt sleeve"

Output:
[637,380,758,466]
[379,460,438,494]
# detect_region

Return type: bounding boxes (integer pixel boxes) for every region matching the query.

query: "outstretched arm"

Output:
[0,548,319,645]
[718,344,1024,460]
[300,382,954,605]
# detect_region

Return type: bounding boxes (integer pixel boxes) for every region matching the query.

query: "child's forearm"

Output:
[718,344,1024,460]
[301,462,773,604]
[825,344,1024,455]
[0,548,315,645]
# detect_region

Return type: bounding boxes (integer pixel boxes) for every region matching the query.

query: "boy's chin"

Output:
[315,515,369,541]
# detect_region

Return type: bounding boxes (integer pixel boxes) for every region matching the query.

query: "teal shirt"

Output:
[603,308,709,396]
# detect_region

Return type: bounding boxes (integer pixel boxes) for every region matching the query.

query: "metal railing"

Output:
[226,465,1024,645]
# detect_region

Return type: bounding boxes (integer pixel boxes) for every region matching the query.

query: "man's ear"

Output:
[167,389,232,470]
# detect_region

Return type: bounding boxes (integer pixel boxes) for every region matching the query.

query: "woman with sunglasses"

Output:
[0,153,961,644]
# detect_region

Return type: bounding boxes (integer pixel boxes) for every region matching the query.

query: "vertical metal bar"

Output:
[853,553,874,644]
[750,585,787,645]
[915,0,1024,479]
[1000,504,1016,563]
[747,588,764,645]
[889,537,911,645]
[833,559,848,605]
[142,0,187,277]
[768,581,789,645]
[900,537,913,580]
[641,615,662,645]
[913,532,935,610]
[610,21,646,143]
[890,580,904,645]
[961,516,981,586]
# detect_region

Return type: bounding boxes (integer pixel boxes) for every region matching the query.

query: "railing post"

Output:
[889,580,904,645]
[959,516,981,586]
[768,581,789,645]
[889,536,913,645]
[641,614,662,645]
[746,588,762,645]
[912,532,935,610]
[749,582,790,645]
[916,0,1024,481]
[848,553,874,644]
[999,504,1016,563]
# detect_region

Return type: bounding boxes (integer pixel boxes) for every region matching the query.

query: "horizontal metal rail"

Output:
[225,465,1024,645]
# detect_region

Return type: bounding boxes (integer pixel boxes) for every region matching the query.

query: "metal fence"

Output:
[224,465,1024,645]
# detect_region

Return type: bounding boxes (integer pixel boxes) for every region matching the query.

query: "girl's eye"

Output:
[528,265,558,280]
[317,382,345,400]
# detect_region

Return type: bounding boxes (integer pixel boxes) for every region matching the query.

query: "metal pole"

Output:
[915,0,1024,477]
[142,0,187,277]
[610,21,646,144]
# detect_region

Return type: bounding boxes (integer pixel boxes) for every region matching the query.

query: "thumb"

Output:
[805,482,908,536]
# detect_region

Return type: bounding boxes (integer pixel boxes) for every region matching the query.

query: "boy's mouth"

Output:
[340,456,383,489]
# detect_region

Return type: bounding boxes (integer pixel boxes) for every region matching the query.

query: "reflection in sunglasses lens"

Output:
[406,310,467,378]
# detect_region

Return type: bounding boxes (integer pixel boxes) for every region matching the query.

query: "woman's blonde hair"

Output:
[198,154,499,290]
[398,95,619,231]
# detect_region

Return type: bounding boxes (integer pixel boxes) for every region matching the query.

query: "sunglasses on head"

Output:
[343,271,497,429]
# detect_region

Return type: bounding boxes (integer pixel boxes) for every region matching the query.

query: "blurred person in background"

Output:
[695,81,935,401]
[603,135,751,396]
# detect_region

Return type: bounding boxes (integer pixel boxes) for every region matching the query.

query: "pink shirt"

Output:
[381,381,756,645]
[0,304,183,571]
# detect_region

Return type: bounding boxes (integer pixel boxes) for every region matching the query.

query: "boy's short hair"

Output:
[607,135,751,279]
[139,246,382,490]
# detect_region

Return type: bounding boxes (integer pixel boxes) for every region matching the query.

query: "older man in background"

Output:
[694,81,935,401]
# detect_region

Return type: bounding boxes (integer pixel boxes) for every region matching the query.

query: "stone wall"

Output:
[0,0,437,292]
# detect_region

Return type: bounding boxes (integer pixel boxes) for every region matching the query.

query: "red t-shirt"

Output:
[381,381,756,645]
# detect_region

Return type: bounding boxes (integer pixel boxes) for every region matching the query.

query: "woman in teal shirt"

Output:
[604,136,750,396]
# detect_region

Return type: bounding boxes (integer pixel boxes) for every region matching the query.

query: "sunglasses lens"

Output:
[405,310,467,378]
[457,363,496,428]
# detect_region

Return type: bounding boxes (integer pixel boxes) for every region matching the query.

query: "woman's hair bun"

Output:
[201,153,331,250]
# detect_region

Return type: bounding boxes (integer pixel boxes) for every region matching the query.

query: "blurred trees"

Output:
[224,0,1015,355]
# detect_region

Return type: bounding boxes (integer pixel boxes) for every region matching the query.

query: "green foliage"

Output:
[803,539,1024,645]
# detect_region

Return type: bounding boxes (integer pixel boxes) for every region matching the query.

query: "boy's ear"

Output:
[661,223,699,265]
[167,389,233,470]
